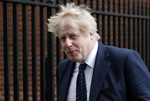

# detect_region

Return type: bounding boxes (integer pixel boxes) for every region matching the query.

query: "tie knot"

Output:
[79,63,87,71]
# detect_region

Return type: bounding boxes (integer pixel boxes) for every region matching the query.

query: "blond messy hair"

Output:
[47,3,100,40]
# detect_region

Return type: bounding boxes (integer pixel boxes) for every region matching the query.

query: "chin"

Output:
[69,57,81,62]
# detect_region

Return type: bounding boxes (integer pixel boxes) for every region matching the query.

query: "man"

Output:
[48,3,150,101]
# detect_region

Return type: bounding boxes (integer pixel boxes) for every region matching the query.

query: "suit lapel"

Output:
[89,42,111,101]
[59,61,75,101]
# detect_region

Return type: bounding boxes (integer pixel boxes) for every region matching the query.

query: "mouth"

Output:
[67,50,76,54]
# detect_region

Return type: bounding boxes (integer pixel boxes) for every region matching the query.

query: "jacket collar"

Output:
[89,42,111,101]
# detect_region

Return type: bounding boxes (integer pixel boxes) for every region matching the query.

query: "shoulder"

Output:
[58,58,71,66]
[99,43,140,65]
[106,45,135,55]
[57,58,75,72]
[58,59,71,69]
[105,44,138,60]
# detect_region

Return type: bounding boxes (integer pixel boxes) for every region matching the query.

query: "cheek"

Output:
[81,41,91,54]
[78,44,87,54]
[60,43,66,51]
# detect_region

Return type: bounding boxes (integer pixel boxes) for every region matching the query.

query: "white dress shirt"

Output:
[67,42,98,101]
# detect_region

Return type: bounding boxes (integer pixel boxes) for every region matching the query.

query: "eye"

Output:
[60,36,66,42]
[70,34,77,39]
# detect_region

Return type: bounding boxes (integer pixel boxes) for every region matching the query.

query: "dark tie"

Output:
[76,63,87,101]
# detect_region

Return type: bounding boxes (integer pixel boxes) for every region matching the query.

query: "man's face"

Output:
[59,25,93,63]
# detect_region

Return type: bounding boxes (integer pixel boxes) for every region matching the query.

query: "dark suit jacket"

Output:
[56,42,150,101]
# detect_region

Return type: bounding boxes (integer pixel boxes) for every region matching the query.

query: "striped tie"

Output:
[76,63,87,101]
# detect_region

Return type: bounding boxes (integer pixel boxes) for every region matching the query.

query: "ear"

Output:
[90,33,94,40]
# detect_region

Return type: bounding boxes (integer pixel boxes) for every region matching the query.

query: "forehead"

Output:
[59,23,80,35]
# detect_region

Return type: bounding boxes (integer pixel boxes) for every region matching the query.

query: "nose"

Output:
[65,38,72,47]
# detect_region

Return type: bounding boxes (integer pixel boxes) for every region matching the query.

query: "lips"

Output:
[67,50,75,54]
